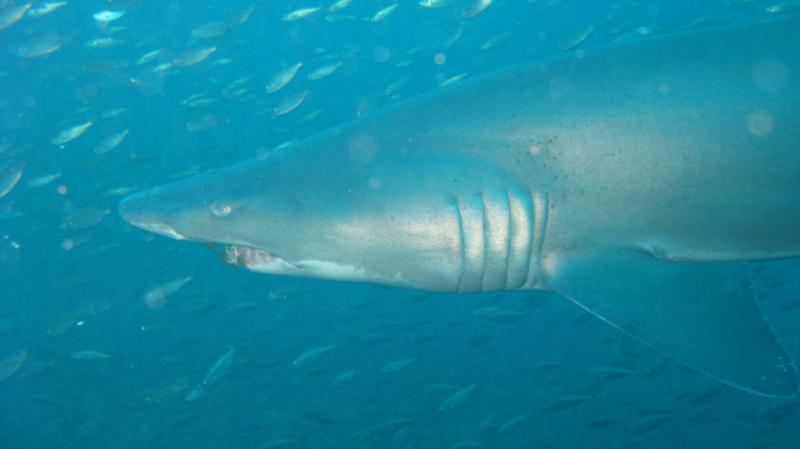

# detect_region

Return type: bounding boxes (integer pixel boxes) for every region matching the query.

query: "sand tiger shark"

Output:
[119,17,800,397]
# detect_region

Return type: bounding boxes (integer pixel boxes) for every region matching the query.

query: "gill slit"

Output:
[453,196,467,292]
[479,192,489,291]
[503,190,513,290]
[519,192,535,288]
[530,191,549,287]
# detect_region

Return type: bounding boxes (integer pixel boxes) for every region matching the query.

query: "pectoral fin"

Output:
[545,248,799,397]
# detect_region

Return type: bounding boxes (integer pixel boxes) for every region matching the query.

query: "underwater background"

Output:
[1,0,800,448]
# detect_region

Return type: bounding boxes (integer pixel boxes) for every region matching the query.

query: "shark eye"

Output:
[211,201,233,217]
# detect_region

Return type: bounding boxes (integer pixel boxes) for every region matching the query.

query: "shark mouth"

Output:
[222,245,302,273]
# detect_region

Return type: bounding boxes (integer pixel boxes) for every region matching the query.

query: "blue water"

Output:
[2,0,800,448]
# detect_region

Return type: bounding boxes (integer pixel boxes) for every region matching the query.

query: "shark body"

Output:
[120,18,800,397]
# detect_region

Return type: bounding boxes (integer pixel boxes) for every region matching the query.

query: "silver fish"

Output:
[185,346,235,401]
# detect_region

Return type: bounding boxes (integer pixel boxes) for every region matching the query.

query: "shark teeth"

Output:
[222,245,302,272]
[223,245,276,267]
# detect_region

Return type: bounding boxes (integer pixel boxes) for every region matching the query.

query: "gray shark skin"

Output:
[120,18,800,397]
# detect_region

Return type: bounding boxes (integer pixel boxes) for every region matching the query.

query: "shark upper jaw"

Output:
[118,189,294,272]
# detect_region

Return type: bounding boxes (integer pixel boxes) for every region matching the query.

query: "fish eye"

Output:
[210,201,233,217]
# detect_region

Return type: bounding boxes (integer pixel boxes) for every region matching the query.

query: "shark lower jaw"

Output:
[220,244,409,287]
[222,244,301,274]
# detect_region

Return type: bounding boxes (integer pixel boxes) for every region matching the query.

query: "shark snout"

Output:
[119,188,187,240]
[118,190,146,224]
